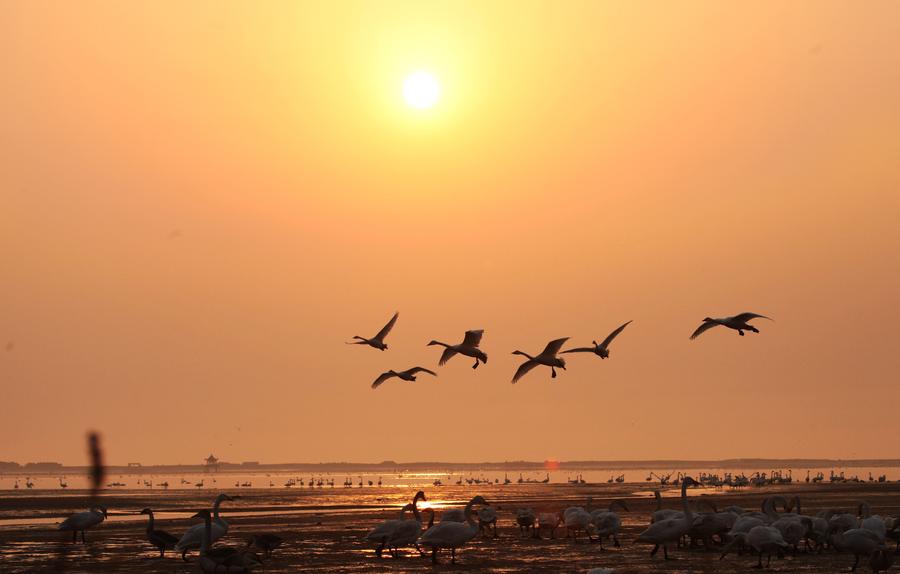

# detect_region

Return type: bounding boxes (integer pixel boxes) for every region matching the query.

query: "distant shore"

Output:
[4,457,900,476]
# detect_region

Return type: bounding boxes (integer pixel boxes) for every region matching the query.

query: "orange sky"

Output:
[2,1,899,465]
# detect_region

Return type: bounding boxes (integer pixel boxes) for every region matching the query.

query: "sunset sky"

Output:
[2,1,899,465]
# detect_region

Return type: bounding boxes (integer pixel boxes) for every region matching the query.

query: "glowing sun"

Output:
[403,71,440,109]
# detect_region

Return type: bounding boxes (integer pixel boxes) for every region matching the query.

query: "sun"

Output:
[403,71,440,109]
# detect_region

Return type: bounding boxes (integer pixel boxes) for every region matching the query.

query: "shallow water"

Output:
[1,481,899,573]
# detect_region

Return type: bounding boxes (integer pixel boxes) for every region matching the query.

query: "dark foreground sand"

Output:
[2,482,899,573]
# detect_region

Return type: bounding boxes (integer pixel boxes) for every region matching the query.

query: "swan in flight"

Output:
[511,337,569,383]
[427,330,488,369]
[562,321,632,359]
[347,312,399,351]
[176,494,237,560]
[636,476,700,559]
[418,495,488,564]
[690,312,772,339]
[59,506,107,544]
[139,508,179,557]
[371,367,437,390]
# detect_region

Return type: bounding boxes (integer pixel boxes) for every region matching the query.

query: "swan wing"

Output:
[689,321,718,340]
[371,371,396,389]
[462,329,484,347]
[560,346,595,354]
[438,347,458,366]
[407,367,437,377]
[374,311,399,341]
[731,312,771,323]
[512,360,539,383]
[600,320,632,349]
[541,337,570,357]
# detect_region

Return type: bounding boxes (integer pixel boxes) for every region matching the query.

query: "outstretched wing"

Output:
[438,347,458,366]
[407,367,438,377]
[512,360,539,384]
[600,320,632,349]
[462,329,484,348]
[689,322,718,340]
[374,311,399,341]
[731,312,772,323]
[371,371,396,389]
[561,346,595,354]
[541,337,570,357]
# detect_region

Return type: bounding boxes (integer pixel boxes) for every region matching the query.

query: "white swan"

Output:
[366,491,426,558]
[562,321,632,359]
[59,506,107,544]
[347,311,398,351]
[192,510,261,573]
[538,511,563,539]
[418,495,487,564]
[565,506,595,543]
[511,337,569,383]
[477,505,498,538]
[428,330,488,369]
[590,500,629,548]
[690,312,772,339]
[831,527,885,572]
[516,508,536,537]
[859,502,887,541]
[370,367,437,389]
[720,525,788,568]
[636,476,699,559]
[176,494,237,560]
[650,490,683,524]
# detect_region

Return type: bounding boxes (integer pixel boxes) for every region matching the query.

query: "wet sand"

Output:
[2,482,899,573]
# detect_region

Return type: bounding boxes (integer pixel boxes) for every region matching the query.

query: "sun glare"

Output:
[403,71,440,109]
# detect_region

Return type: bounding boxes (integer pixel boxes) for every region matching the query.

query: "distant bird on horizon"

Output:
[690,313,772,340]
[562,320,632,359]
[427,329,488,369]
[511,337,569,383]
[347,311,399,351]
[371,367,437,389]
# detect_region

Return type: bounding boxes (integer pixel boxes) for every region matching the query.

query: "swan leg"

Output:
[81,530,86,544]
[614,535,621,547]
[753,553,763,569]
[431,548,438,564]
[71,530,77,544]
[664,544,671,560]
[375,539,385,558]
[650,544,659,557]
[472,360,479,369]
[182,548,190,562]
[551,367,557,378]
[451,548,456,564]
[851,553,860,571]
[738,330,744,336]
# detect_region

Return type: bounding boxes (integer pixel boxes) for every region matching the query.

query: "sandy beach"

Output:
[2,481,898,573]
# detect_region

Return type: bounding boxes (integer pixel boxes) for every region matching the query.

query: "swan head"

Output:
[681,476,700,488]
[470,495,488,506]
[139,508,152,515]
[426,340,441,346]
[703,317,713,322]
[192,509,212,520]
[97,506,108,518]
[413,490,426,503]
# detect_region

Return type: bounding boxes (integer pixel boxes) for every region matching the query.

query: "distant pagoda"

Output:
[204,454,219,473]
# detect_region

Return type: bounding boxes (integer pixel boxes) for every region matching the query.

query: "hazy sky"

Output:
[2,1,899,465]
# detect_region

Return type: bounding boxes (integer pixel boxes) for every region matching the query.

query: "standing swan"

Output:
[690,313,772,339]
[427,330,488,369]
[371,367,437,390]
[418,495,488,564]
[193,510,261,573]
[636,476,700,559]
[140,508,179,557]
[366,491,426,557]
[176,494,237,561]
[511,338,569,383]
[347,312,399,351]
[59,506,107,544]
[562,321,632,359]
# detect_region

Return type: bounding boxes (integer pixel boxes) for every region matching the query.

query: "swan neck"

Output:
[464,499,477,528]
[146,511,155,532]
[680,481,693,519]
[200,515,212,556]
